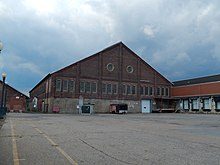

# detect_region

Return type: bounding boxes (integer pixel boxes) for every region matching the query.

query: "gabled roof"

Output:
[0,80,29,98]
[29,42,172,93]
[51,41,172,84]
[173,74,220,86]
[29,74,51,93]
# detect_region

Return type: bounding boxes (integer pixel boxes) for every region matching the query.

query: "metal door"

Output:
[141,100,151,113]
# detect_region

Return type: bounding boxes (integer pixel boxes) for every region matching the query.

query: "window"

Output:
[68,80,75,92]
[161,88,165,96]
[107,63,114,72]
[157,87,161,96]
[62,80,68,91]
[204,99,210,109]
[56,79,61,91]
[126,65,134,73]
[127,85,131,95]
[122,84,126,95]
[91,82,97,93]
[132,85,136,95]
[113,84,118,94]
[140,86,144,95]
[145,87,149,96]
[149,87,153,95]
[183,100,189,110]
[80,81,85,93]
[165,88,169,96]
[85,82,91,93]
[192,99,198,109]
[107,84,112,94]
[102,83,107,93]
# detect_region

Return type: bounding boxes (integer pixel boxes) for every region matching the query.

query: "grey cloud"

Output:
[1,0,220,93]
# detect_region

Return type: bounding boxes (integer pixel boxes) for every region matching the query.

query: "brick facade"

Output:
[30,42,173,113]
[0,81,28,112]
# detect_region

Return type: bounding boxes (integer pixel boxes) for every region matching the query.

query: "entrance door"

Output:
[141,100,151,113]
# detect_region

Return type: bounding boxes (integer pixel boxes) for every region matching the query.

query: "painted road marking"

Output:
[34,127,78,165]
[10,120,20,165]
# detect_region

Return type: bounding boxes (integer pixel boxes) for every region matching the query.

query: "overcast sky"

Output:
[1,0,220,95]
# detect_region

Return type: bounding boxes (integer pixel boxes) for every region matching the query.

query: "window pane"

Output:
[145,87,149,95]
[80,81,85,93]
[62,80,68,91]
[122,84,126,95]
[140,86,144,95]
[85,82,91,93]
[204,99,210,109]
[192,99,198,109]
[132,85,136,94]
[165,88,169,96]
[161,88,165,96]
[149,87,153,95]
[157,87,161,95]
[68,80,75,92]
[107,84,112,94]
[113,84,118,94]
[127,85,131,95]
[56,79,61,91]
[183,100,189,109]
[91,82,97,93]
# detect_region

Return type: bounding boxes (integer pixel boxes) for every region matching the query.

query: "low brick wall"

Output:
[48,98,141,114]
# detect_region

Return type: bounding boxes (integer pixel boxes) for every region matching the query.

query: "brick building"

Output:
[172,74,220,112]
[29,42,174,113]
[0,81,29,112]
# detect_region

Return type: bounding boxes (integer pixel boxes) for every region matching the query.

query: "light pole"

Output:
[0,73,6,118]
[0,41,6,118]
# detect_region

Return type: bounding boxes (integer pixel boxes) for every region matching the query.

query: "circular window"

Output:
[126,65,134,73]
[107,63,114,72]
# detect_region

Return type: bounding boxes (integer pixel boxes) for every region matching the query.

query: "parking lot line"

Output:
[10,120,20,165]
[34,127,78,165]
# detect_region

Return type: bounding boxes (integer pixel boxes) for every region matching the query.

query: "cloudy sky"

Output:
[0,0,220,95]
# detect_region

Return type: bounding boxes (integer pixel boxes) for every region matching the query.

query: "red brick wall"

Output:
[171,81,220,97]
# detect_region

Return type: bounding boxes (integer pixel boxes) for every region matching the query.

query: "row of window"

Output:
[56,79,75,92]
[182,99,217,110]
[55,79,169,96]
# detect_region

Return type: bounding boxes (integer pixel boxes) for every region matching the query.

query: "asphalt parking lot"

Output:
[0,113,220,165]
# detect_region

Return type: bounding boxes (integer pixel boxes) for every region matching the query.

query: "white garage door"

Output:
[141,100,151,113]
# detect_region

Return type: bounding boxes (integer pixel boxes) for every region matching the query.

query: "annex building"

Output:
[0,81,29,112]
[172,75,220,112]
[29,42,174,113]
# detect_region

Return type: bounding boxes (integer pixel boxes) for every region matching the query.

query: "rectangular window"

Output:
[132,85,136,95]
[161,88,165,96]
[107,84,112,94]
[80,81,85,93]
[157,87,161,96]
[192,99,198,109]
[165,88,169,96]
[140,86,144,95]
[204,99,210,109]
[56,79,61,91]
[149,87,153,95]
[145,87,149,96]
[113,84,118,94]
[102,83,107,93]
[183,100,189,110]
[62,80,68,91]
[122,84,126,95]
[127,85,131,95]
[91,82,97,93]
[68,80,75,92]
[85,82,91,93]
